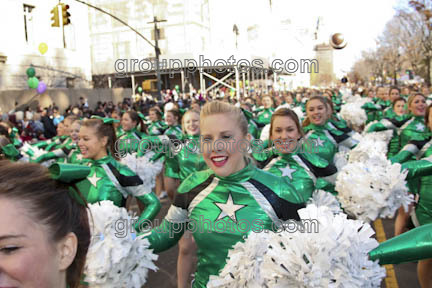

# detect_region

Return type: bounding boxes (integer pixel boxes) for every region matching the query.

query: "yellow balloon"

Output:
[38,43,48,55]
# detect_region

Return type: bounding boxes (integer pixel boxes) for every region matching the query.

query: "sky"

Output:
[209,0,399,78]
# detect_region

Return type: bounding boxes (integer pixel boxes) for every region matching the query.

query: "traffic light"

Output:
[406,69,414,80]
[50,6,59,27]
[61,4,71,26]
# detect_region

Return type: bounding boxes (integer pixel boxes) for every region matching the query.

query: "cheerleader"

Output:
[255,95,275,126]
[366,97,410,157]
[389,104,432,287]
[76,118,160,231]
[143,101,306,288]
[253,108,337,199]
[33,115,81,164]
[148,107,167,136]
[111,109,124,137]
[302,96,339,163]
[118,110,146,154]
[164,109,183,139]
[164,109,207,288]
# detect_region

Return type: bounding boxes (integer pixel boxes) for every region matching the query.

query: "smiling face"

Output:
[0,198,66,288]
[149,110,158,122]
[183,112,200,135]
[409,95,427,116]
[306,99,327,126]
[56,122,65,136]
[78,125,108,160]
[389,88,400,102]
[70,121,81,143]
[262,97,273,109]
[62,119,74,137]
[270,116,301,154]
[377,87,388,101]
[165,111,177,126]
[121,113,136,132]
[201,113,250,177]
[393,100,406,116]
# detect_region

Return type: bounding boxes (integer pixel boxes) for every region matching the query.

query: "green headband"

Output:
[1,144,20,159]
[90,115,120,124]
[137,112,146,120]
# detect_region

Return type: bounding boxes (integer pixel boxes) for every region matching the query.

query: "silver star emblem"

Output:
[264,113,269,118]
[87,172,101,187]
[416,123,425,132]
[76,154,83,161]
[214,193,246,222]
[279,166,296,179]
[315,136,324,147]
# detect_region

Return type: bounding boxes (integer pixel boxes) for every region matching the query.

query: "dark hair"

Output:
[81,119,119,160]
[149,107,162,121]
[392,97,406,107]
[389,86,400,95]
[269,108,304,144]
[0,160,90,288]
[124,110,146,133]
[166,109,181,124]
[302,96,328,127]
[0,123,9,137]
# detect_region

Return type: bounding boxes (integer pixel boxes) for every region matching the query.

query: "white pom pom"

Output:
[308,190,342,214]
[84,201,158,287]
[292,106,304,122]
[275,103,292,111]
[208,205,386,288]
[120,152,163,194]
[348,130,393,162]
[333,150,349,171]
[260,124,270,142]
[335,155,413,222]
[340,102,367,127]
[20,142,46,159]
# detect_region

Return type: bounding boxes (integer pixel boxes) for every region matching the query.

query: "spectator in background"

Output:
[30,112,44,135]
[71,106,82,117]
[53,107,64,126]
[41,108,57,138]
[79,97,89,109]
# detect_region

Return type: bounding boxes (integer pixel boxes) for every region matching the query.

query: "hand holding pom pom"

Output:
[84,201,158,288]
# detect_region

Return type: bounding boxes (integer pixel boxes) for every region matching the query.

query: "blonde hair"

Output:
[407,93,426,112]
[200,101,253,164]
[181,109,200,134]
[200,101,248,136]
[302,96,328,127]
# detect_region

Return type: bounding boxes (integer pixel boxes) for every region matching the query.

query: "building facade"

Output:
[0,0,92,90]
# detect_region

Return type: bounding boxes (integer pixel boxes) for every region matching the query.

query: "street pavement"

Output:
[140,199,420,288]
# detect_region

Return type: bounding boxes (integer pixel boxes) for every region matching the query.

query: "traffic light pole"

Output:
[148,17,166,101]
[73,0,155,49]
[58,4,66,48]
[72,0,164,99]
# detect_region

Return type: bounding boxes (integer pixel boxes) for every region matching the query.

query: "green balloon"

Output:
[28,77,39,89]
[138,87,143,93]
[26,67,36,78]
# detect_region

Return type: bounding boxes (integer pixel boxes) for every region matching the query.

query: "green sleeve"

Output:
[401,156,432,181]
[141,219,186,253]
[135,193,162,231]
[34,149,67,163]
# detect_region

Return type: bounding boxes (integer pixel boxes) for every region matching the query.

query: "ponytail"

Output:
[81,119,119,160]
